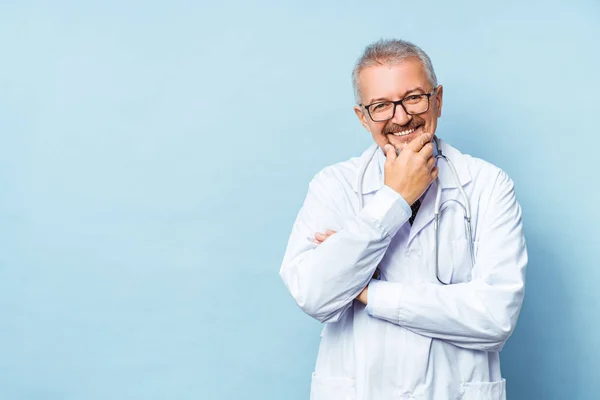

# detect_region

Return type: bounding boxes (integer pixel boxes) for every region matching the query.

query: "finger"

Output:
[431,165,439,179]
[419,142,434,158]
[383,144,396,164]
[315,232,327,241]
[408,132,432,152]
[307,236,322,245]
[427,156,436,169]
[325,229,337,235]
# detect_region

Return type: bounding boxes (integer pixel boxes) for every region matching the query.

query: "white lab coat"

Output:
[279,138,527,400]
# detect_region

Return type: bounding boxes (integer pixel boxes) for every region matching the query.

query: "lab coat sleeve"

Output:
[279,169,412,323]
[365,170,527,352]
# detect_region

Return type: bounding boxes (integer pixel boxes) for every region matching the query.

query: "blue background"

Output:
[1,1,599,399]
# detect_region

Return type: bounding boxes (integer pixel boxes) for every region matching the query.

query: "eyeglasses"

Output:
[360,87,438,122]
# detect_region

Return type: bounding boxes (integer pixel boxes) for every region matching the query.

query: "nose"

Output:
[391,103,411,126]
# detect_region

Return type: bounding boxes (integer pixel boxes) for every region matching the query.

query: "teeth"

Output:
[392,128,415,136]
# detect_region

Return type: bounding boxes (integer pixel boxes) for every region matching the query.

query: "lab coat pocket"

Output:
[461,379,506,400]
[310,373,356,400]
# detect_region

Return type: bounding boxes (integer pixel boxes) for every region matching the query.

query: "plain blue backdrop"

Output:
[1,1,599,399]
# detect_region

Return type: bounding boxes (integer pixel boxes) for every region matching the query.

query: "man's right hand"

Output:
[383,133,439,206]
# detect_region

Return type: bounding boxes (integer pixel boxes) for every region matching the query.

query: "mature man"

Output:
[279,39,527,400]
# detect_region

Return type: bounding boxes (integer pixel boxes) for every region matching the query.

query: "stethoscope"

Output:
[356,136,475,285]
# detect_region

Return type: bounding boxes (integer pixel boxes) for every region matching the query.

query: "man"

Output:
[279,39,527,400]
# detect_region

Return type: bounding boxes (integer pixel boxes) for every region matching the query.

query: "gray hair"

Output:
[352,39,438,104]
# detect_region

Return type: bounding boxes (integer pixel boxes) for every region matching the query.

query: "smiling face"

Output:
[353,57,443,153]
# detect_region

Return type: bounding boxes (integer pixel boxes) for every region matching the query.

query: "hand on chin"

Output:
[388,138,409,154]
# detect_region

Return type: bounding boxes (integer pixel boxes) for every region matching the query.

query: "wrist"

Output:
[357,285,369,305]
[384,183,415,206]
[397,189,415,206]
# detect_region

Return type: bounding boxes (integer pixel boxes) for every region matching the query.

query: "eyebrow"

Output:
[367,87,426,105]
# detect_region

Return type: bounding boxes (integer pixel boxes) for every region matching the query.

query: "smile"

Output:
[389,127,418,136]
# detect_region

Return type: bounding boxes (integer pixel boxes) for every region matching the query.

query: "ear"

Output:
[435,85,443,118]
[353,105,371,132]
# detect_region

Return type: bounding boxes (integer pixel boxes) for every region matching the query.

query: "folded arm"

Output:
[366,170,527,351]
[279,169,411,323]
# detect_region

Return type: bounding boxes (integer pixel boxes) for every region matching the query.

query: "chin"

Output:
[387,137,410,152]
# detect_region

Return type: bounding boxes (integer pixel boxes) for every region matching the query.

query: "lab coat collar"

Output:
[433,137,472,189]
[351,136,471,194]
[350,143,384,194]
